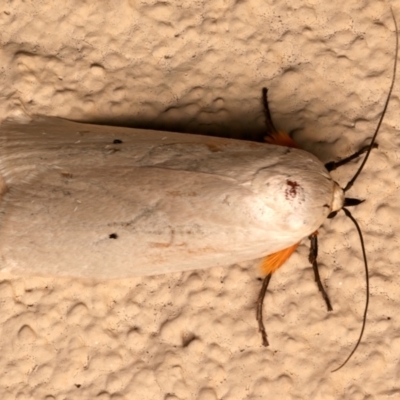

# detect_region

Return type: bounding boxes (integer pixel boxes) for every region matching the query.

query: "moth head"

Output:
[329,181,344,215]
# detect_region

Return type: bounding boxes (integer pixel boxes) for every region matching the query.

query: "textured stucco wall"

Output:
[0,0,399,399]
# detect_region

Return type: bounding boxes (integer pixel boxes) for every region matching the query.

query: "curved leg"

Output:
[309,233,332,311]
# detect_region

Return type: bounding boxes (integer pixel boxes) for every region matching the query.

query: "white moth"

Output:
[0,116,343,279]
[0,8,396,372]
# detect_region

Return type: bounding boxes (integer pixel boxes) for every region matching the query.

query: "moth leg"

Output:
[256,273,272,347]
[256,243,299,346]
[325,143,378,172]
[309,233,333,311]
[261,87,279,136]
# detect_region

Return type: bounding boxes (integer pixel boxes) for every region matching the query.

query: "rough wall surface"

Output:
[0,0,400,399]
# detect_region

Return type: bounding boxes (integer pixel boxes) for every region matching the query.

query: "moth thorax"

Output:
[331,182,344,212]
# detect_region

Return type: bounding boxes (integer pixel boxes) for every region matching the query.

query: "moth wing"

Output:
[0,117,336,278]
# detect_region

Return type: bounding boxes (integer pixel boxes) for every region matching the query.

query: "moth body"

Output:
[0,116,343,279]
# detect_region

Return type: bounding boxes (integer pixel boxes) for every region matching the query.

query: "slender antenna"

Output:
[344,7,398,192]
[331,208,370,372]
[331,7,398,372]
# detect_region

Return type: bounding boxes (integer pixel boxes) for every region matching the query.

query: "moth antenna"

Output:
[344,7,398,192]
[332,7,398,372]
[331,207,369,372]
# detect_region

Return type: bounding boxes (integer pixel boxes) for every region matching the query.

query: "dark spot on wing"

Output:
[206,143,223,152]
[285,180,300,199]
[61,171,73,178]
